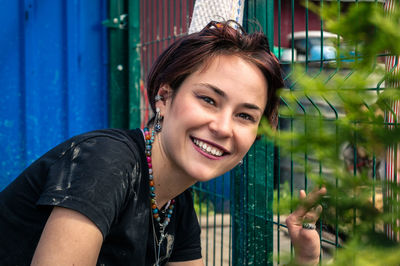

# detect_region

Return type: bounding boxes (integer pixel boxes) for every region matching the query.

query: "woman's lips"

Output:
[191,137,230,159]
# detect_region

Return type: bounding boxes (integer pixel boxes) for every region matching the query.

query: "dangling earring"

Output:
[238,159,243,166]
[154,107,163,132]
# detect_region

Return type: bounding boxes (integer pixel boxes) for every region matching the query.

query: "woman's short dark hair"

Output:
[146,20,284,127]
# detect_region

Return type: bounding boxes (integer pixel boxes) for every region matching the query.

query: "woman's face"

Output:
[156,54,268,182]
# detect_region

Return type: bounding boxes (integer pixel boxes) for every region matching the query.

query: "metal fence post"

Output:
[265,0,274,48]
[233,137,274,266]
[129,0,141,129]
[106,0,140,129]
[232,1,275,265]
[106,0,129,128]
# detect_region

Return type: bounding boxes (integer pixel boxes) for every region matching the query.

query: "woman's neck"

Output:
[149,133,197,207]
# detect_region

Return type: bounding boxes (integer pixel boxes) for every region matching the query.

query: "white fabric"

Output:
[189,0,245,34]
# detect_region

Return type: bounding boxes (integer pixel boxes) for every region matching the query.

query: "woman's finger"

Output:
[302,187,326,209]
[292,187,326,218]
[302,205,323,223]
[306,187,326,204]
[299,189,306,200]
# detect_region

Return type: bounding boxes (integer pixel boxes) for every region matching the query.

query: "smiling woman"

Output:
[0,21,325,266]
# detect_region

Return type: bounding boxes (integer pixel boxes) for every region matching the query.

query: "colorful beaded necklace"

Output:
[143,127,175,264]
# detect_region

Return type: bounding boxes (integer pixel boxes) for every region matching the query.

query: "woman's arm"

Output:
[31,206,103,266]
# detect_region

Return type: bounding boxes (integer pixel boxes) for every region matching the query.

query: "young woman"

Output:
[0,21,325,265]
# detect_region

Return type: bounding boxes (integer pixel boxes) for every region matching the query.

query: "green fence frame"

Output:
[106,0,141,129]
[106,0,391,265]
[128,0,141,128]
[231,2,276,265]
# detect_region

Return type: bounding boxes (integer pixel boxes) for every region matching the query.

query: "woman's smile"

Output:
[191,136,228,159]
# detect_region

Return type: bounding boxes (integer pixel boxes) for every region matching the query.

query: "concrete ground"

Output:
[199,214,231,266]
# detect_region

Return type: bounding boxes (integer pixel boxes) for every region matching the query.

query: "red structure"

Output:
[274,0,322,48]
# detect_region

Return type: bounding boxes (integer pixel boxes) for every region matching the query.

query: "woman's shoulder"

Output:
[67,128,144,153]
[18,128,146,194]
[36,128,145,166]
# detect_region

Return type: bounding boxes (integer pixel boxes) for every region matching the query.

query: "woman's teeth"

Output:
[193,139,224,157]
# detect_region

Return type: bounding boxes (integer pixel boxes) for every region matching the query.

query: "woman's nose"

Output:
[209,111,233,138]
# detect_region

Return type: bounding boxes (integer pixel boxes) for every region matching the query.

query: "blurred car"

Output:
[281,31,341,63]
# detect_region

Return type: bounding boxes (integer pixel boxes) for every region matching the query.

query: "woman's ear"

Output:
[155,85,173,114]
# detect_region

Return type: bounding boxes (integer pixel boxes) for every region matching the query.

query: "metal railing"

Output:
[109,0,395,265]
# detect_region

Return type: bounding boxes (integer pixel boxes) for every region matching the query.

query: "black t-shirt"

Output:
[0,128,202,265]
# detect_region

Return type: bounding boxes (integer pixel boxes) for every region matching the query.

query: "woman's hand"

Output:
[285,187,326,265]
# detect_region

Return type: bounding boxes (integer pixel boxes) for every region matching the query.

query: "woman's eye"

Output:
[238,113,255,122]
[200,96,215,105]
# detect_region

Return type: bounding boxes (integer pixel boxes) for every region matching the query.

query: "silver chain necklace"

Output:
[151,214,166,266]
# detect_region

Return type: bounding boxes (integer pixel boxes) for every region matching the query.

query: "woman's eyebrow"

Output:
[242,103,262,112]
[196,82,262,112]
[196,83,226,97]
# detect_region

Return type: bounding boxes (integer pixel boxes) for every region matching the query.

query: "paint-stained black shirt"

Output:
[0,129,201,265]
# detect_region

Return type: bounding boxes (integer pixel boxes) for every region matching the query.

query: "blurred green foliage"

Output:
[261,2,400,265]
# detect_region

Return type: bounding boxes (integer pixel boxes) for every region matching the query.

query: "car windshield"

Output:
[294,37,337,52]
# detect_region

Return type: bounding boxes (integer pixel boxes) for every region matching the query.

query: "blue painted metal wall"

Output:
[0,0,109,190]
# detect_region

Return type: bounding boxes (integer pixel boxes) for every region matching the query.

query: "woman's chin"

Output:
[185,166,232,183]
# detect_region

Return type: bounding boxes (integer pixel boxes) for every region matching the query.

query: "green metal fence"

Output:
[107,0,391,265]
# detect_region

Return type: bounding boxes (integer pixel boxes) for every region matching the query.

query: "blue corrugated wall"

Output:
[0,0,109,190]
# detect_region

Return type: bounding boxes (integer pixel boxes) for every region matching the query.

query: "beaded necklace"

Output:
[143,128,175,265]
